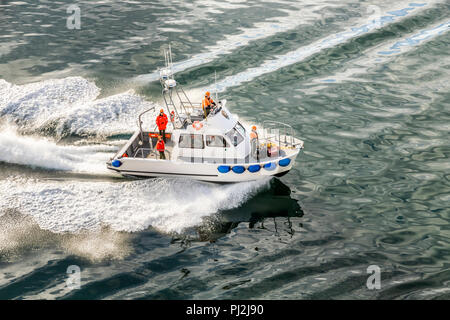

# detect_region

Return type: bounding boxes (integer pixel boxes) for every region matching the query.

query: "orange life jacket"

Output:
[202,96,214,108]
[156,140,165,152]
[250,131,258,140]
[156,113,168,130]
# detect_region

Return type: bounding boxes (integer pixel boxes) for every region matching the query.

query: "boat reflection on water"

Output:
[178,179,303,243]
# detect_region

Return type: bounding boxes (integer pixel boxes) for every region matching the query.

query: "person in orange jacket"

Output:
[156,135,166,160]
[202,91,216,118]
[156,109,168,142]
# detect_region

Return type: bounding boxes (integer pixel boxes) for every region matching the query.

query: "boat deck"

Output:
[122,131,300,163]
[132,139,175,160]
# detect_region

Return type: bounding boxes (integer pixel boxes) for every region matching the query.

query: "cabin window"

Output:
[178,134,204,149]
[225,127,244,147]
[206,135,229,148]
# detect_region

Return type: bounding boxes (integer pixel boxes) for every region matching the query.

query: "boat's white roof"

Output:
[183,102,238,135]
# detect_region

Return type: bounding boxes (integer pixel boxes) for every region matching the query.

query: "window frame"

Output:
[178,133,205,149]
[225,126,244,147]
[206,135,229,148]
[235,122,246,136]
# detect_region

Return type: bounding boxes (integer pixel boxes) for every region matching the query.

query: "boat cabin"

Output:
[171,103,251,164]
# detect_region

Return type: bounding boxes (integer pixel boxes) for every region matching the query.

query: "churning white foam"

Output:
[0,76,99,124]
[0,76,157,137]
[0,177,271,234]
[0,126,116,173]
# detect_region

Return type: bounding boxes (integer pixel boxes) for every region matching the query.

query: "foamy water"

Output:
[0,77,157,138]
[0,177,271,234]
[0,126,116,173]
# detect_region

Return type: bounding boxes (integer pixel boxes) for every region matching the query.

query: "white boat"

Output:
[107,47,304,183]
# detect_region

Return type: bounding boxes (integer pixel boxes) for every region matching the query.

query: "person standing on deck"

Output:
[156,109,168,142]
[250,125,260,160]
[202,91,216,118]
[156,135,166,160]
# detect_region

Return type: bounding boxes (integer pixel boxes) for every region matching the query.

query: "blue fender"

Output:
[218,165,231,173]
[112,159,122,167]
[248,164,261,173]
[232,166,245,174]
[263,162,277,171]
[279,158,291,167]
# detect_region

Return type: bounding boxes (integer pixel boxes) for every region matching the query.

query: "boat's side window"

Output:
[179,134,205,149]
[206,135,229,148]
[225,128,244,147]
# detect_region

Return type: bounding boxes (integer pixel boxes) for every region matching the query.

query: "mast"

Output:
[158,45,196,126]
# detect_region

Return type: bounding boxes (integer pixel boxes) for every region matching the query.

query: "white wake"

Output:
[0,177,271,234]
[0,126,116,173]
[0,76,157,138]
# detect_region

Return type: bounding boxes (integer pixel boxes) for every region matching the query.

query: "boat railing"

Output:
[138,106,156,143]
[134,147,171,160]
[134,147,152,158]
[262,120,295,148]
[189,102,202,109]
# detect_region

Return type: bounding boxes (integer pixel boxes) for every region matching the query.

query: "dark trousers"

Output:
[159,151,166,160]
[204,106,211,118]
[159,129,166,142]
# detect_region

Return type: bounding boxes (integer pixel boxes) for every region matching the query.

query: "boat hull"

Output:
[107,150,300,183]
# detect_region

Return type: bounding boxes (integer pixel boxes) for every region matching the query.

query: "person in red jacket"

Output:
[156,109,168,142]
[156,135,165,160]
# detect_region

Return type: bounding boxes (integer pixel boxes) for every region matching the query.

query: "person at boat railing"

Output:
[156,109,168,142]
[202,91,216,118]
[250,126,260,160]
[156,135,166,160]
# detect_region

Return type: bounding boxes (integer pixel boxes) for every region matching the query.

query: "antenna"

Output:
[169,44,173,71]
[215,70,218,102]
[164,49,168,68]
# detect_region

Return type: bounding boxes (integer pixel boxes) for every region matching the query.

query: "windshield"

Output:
[235,122,246,136]
[225,126,244,147]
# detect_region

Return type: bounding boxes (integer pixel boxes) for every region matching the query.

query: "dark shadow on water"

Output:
[182,178,304,243]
